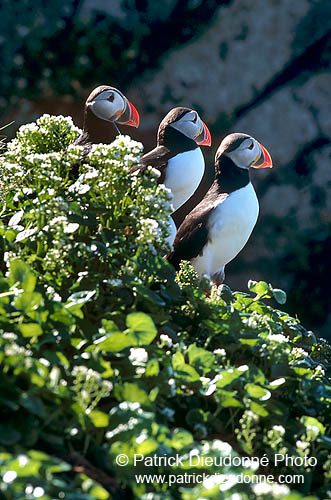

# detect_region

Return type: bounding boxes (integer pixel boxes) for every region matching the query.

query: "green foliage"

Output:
[0,116,330,499]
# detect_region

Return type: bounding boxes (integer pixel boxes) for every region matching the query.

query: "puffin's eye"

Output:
[107,93,114,102]
[192,114,197,124]
[248,142,254,150]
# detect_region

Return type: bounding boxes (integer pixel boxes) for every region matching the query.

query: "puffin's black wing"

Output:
[167,203,214,271]
[130,145,172,184]
[167,192,229,271]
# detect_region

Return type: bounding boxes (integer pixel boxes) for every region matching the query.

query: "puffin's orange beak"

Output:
[124,100,140,128]
[196,120,211,147]
[252,143,273,168]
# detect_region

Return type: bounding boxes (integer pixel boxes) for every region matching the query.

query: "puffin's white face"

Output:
[169,111,211,145]
[88,89,126,122]
[226,137,263,169]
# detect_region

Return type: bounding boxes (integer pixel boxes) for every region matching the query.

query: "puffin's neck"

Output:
[80,106,119,145]
[158,126,198,155]
[214,155,250,194]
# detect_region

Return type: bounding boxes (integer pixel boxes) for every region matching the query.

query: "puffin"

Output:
[130,107,211,246]
[74,85,140,149]
[167,133,272,285]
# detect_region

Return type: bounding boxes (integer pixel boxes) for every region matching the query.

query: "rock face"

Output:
[133,0,313,121]
[124,0,331,338]
[3,0,331,337]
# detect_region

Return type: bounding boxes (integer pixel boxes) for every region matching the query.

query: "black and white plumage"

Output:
[167,133,272,285]
[130,107,211,246]
[74,85,139,149]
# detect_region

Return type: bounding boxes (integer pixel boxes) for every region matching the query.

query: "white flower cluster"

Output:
[72,365,113,412]
[129,348,148,375]
[272,425,285,435]
[79,166,99,181]
[68,180,90,195]
[36,113,82,137]
[268,334,288,343]
[111,134,143,154]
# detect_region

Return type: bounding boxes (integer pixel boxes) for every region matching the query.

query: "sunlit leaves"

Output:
[8,260,36,292]
[172,351,200,382]
[91,313,157,353]
[187,344,215,373]
[115,383,151,407]
[17,323,43,337]
[88,410,109,428]
[126,312,157,346]
[248,280,287,304]
[245,383,271,401]
[95,333,132,352]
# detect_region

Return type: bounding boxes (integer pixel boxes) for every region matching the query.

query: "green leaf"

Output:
[301,416,325,435]
[95,333,132,352]
[248,280,271,298]
[245,383,271,401]
[172,351,185,369]
[136,438,158,455]
[218,284,233,302]
[89,485,109,500]
[134,282,166,306]
[187,344,215,372]
[149,387,159,402]
[13,291,43,312]
[18,323,43,337]
[145,359,159,376]
[120,383,150,406]
[4,229,17,242]
[126,312,157,346]
[88,410,109,428]
[175,364,200,382]
[172,352,200,382]
[272,287,287,304]
[215,370,240,388]
[250,401,269,417]
[171,429,193,450]
[8,260,36,292]
[239,338,260,346]
[49,303,73,326]
[216,389,243,408]
[293,367,314,376]
[282,496,316,500]
[65,290,96,318]
[101,319,120,334]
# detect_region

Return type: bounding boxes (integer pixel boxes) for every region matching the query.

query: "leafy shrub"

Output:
[0,115,330,499]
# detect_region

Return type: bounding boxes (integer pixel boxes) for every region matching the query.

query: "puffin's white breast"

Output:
[192,182,259,277]
[164,148,205,212]
[165,216,177,249]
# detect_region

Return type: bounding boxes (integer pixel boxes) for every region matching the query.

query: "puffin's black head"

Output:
[85,85,139,128]
[157,107,211,149]
[216,133,272,170]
